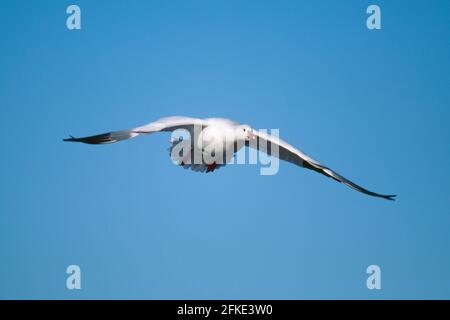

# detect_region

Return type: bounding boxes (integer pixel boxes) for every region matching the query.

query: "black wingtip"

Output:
[63,135,77,142]
[382,194,397,201]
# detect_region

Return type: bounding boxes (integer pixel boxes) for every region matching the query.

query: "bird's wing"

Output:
[247,130,396,201]
[63,116,205,144]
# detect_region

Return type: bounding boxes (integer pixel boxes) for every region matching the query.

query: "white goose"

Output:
[64,116,396,200]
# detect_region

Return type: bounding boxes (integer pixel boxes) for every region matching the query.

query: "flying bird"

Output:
[64,116,396,200]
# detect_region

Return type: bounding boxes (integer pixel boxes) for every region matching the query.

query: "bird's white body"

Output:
[196,118,243,162]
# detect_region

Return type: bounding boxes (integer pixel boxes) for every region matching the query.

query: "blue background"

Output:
[1,0,449,299]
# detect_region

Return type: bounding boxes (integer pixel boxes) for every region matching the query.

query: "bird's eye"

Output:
[243,128,246,132]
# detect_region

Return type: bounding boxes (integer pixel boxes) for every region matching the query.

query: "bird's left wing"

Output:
[63,116,205,144]
[247,129,396,201]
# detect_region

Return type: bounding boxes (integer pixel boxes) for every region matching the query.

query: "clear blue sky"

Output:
[1,0,449,299]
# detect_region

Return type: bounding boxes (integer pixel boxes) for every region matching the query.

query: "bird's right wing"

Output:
[247,129,396,201]
[63,116,205,144]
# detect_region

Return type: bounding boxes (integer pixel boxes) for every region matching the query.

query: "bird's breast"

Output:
[197,126,235,151]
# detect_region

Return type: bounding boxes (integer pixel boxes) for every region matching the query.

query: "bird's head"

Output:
[236,124,256,142]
